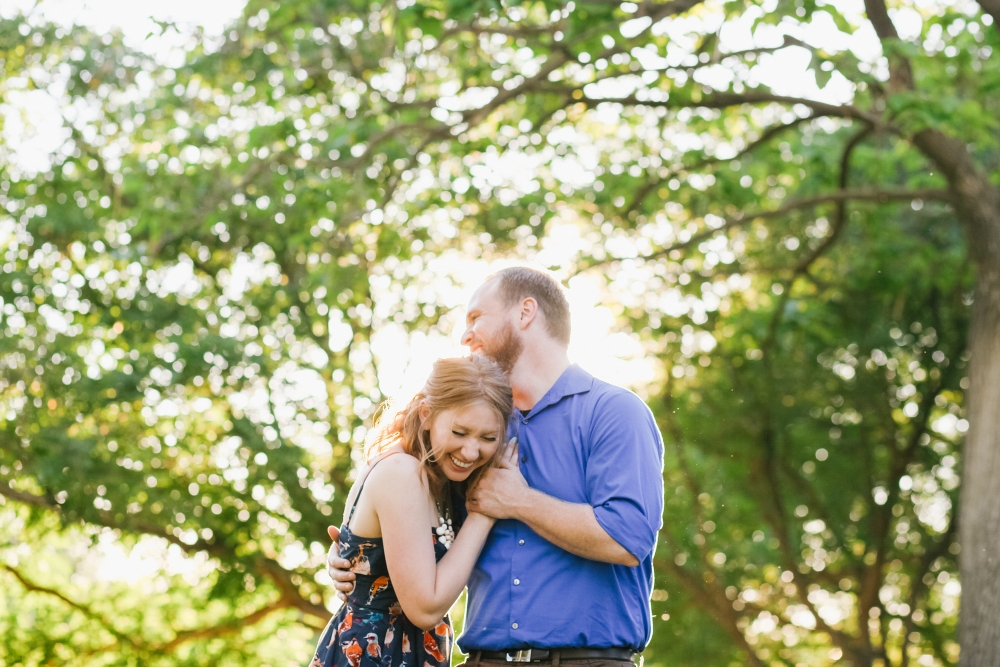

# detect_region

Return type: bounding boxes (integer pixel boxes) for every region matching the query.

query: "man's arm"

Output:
[467,466,638,565]
[467,391,664,567]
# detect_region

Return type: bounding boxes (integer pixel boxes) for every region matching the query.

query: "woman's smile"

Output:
[448,455,474,469]
[424,401,502,481]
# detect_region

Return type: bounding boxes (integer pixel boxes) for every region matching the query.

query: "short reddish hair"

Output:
[491,267,571,347]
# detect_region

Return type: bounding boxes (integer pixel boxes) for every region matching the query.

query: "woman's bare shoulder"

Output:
[365,452,423,487]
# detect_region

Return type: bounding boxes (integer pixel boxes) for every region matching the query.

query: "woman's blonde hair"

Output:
[365,355,514,510]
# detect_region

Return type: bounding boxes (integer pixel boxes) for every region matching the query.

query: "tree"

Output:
[1,0,995,665]
[643,192,970,665]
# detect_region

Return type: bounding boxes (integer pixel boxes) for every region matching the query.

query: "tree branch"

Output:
[713,36,812,62]
[652,550,766,667]
[777,459,852,579]
[625,114,815,216]
[578,90,881,124]
[636,0,705,24]
[860,0,1000,270]
[346,121,437,169]
[660,373,709,566]
[583,188,951,275]
[976,0,1000,34]
[863,0,900,40]
[649,35,814,73]
[900,518,957,667]
[156,600,291,652]
[0,483,330,620]
[790,126,874,277]
[461,53,569,128]
[863,0,914,92]
[444,22,561,39]
[1,564,141,649]
[759,126,876,351]
[0,483,57,509]
[145,158,267,257]
[2,561,292,654]
[912,129,1000,265]
[751,416,868,663]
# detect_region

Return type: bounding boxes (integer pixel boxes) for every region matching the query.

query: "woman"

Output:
[309,355,515,667]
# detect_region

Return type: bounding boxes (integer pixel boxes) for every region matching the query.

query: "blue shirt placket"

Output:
[459,365,664,654]
[509,411,531,642]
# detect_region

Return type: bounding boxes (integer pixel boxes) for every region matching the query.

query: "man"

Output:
[329,267,664,667]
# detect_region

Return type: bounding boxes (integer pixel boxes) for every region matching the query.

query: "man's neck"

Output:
[508,343,571,412]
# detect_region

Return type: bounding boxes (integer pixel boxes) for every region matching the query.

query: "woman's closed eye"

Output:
[453,429,497,442]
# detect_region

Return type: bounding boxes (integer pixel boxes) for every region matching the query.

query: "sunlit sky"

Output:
[0,0,945,589]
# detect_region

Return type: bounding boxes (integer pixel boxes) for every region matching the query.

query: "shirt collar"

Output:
[523,364,594,419]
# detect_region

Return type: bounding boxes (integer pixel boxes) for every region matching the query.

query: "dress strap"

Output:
[346,451,401,522]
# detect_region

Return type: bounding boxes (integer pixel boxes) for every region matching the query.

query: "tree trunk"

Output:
[959,255,1000,666]
[911,128,1000,666]
[975,0,1000,31]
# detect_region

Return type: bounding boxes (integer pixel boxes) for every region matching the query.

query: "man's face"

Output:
[461,281,524,373]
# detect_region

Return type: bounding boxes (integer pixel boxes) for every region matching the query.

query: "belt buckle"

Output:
[506,650,532,662]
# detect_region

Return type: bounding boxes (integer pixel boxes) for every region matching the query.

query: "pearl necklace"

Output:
[435,505,455,549]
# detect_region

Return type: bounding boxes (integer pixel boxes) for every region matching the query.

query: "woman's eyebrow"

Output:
[452,421,498,435]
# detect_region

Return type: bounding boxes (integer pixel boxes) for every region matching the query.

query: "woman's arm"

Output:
[371,456,494,630]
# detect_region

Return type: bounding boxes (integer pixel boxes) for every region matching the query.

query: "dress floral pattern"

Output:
[309,511,453,667]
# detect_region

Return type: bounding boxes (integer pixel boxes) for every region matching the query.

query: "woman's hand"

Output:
[499,437,519,469]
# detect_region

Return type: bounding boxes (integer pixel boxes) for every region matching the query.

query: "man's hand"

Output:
[467,440,639,566]
[466,440,531,520]
[326,525,356,600]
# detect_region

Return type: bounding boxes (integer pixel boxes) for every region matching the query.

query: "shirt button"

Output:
[512,623,519,629]
[514,579,520,585]
[518,540,525,545]
[521,456,527,463]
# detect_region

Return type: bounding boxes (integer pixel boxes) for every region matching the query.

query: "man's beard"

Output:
[483,321,523,374]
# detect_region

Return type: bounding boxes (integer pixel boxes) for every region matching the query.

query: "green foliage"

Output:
[2,0,996,665]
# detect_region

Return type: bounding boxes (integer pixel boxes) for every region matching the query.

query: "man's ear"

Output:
[518,297,539,330]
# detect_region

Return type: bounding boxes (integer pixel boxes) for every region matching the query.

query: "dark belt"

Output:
[476,648,636,663]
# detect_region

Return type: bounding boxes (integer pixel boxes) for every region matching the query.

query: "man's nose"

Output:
[460,327,474,347]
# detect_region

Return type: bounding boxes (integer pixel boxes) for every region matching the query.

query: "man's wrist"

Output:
[507,486,543,522]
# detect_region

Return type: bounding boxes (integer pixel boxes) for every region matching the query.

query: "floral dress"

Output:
[309,469,453,667]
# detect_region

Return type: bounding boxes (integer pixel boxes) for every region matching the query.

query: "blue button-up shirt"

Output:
[459,364,664,652]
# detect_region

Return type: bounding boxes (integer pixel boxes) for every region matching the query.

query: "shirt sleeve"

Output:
[586,389,665,562]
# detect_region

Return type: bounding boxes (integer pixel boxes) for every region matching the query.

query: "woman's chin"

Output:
[443,465,475,482]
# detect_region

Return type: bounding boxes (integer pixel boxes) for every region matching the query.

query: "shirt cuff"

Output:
[593,501,656,563]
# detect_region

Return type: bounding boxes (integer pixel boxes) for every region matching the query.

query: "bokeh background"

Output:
[2,0,995,665]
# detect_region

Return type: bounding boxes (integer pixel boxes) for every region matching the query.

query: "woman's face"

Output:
[422,401,503,482]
